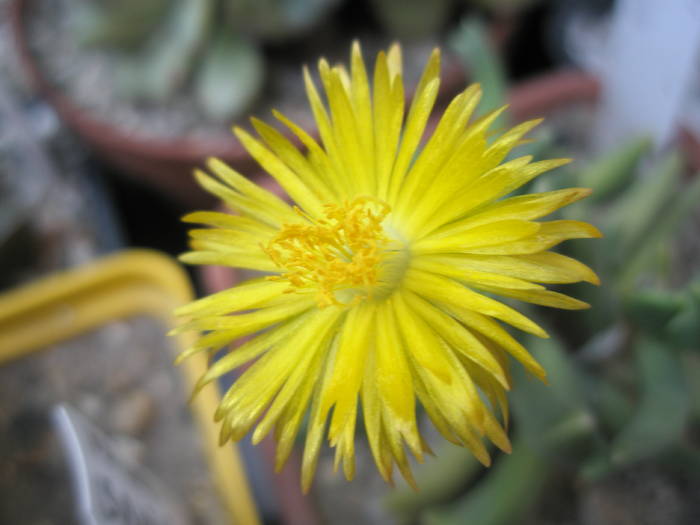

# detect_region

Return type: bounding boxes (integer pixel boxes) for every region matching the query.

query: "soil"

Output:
[0,316,228,525]
[25,0,447,145]
[9,1,700,523]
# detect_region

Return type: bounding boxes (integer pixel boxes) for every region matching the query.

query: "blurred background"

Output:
[1,0,700,523]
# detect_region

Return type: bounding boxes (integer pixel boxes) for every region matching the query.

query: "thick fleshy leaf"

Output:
[194,31,263,121]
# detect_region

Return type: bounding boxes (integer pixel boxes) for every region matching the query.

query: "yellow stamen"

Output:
[263,197,391,307]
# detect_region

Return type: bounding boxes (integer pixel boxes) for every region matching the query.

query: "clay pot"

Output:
[10,0,263,207]
[507,69,599,120]
[506,69,700,174]
[10,0,472,207]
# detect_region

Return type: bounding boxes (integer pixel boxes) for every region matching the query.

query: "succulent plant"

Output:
[223,0,342,42]
[69,0,339,121]
[368,0,543,41]
[387,18,700,525]
[368,0,454,40]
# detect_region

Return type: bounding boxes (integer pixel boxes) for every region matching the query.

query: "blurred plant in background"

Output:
[6,0,700,523]
[68,0,340,121]
[368,0,541,40]
[386,17,700,525]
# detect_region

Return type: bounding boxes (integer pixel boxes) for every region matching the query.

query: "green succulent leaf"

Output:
[666,294,700,349]
[422,438,548,525]
[386,442,482,522]
[617,167,700,289]
[623,289,683,334]
[576,136,651,203]
[449,17,507,121]
[511,335,597,457]
[116,0,214,101]
[194,32,264,121]
[224,0,342,41]
[606,152,680,260]
[71,0,170,49]
[680,351,700,420]
[610,336,689,466]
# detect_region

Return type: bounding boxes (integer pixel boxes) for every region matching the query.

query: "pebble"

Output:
[579,466,686,525]
[109,390,154,437]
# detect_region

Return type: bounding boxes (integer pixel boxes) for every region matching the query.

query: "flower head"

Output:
[175,42,601,491]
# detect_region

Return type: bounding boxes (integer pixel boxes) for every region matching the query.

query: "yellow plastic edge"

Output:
[0,249,261,525]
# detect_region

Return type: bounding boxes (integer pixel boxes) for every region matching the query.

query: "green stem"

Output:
[421,438,549,525]
[386,443,483,521]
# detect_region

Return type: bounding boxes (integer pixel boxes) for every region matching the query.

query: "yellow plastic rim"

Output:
[0,250,261,525]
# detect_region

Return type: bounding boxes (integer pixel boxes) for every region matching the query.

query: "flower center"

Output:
[264,197,396,307]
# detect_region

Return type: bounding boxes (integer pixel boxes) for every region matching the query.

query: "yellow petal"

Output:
[475,285,590,310]
[349,41,374,185]
[395,85,482,219]
[386,42,402,80]
[400,105,510,232]
[172,298,314,336]
[387,49,441,203]
[408,346,491,466]
[413,220,541,254]
[251,307,342,444]
[410,368,464,447]
[418,157,571,237]
[187,227,267,250]
[175,278,288,318]
[391,292,453,382]
[178,250,278,272]
[435,187,592,234]
[304,62,353,196]
[206,157,296,220]
[219,309,340,444]
[374,304,422,459]
[332,401,358,480]
[483,118,543,165]
[361,339,394,482]
[459,354,510,425]
[444,306,546,380]
[193,170,287,228]
[250,117,336,202]
[373,50,405,201]
[419,251,599,285]
[233,127,325,216]
[273,362,319,471]
[321,66,372,194]
[192,313,309,388]
[322,303,376,441]
[301,333,340,492]
[405,268,548,338]
[412,256,544,290]
[382,417,417,489]
[181,211,276,235]
[402,290,510,389]
[272,109,346,198]
[463,220,602,255]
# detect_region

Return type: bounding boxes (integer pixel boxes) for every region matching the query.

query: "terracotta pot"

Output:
[10,0,267,206]
[506,69,700,173]
[507,69,599,120]
[10,0,473,207]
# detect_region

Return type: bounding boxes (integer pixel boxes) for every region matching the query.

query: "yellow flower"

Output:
[174,42,601,491]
